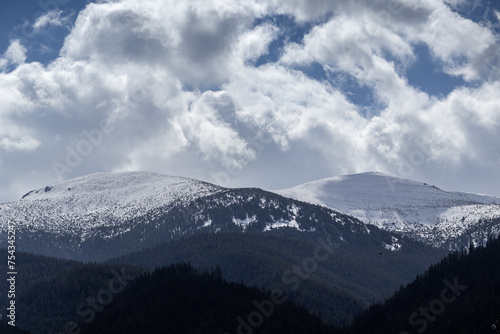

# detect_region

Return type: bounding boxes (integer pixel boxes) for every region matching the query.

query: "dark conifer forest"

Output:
[1,236,500,333]
[350,236,500,334]
[80,263,342,334]
[0,320,31,334]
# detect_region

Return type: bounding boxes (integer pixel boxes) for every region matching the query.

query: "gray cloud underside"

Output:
[0,0,499,202]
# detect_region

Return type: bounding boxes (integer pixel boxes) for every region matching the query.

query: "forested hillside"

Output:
[80,263,342,334]
[0,250,143,334]
[350,236,500,334]
[0,321,31,334]
[3,237,500,334]
[110,231,445,325]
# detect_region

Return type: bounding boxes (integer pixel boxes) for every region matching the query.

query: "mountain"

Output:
[2,238,498,334]
[80,263,341,334]
[1,171,497,333]
[274,172,500,249]
[0,249,338,334]
[0,171,224,260]
[0,249,143,334]
[0,171,446,325]
[0,170,429,261]
[5,171,221,238]
[349,235,500,334]
[0,322,31,334]
[108,231,445,325]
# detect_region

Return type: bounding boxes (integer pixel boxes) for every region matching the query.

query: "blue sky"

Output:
[0,0,88,66]
[0,0,500,202]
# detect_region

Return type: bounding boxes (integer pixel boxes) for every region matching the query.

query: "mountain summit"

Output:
[274,172,500,249]
[2,170,499,259]
[3,171,220,238]
[0,171,372,261]
[0,170,456,325]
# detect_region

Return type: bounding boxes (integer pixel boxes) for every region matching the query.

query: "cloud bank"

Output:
[0,0,499,202]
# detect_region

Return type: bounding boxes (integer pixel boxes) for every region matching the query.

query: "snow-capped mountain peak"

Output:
[0,170,382,261]
[275,172,478,213]
[20,171,219,207]
[274,172,500,248]
[2,171,222,235]
[2,170,499,259]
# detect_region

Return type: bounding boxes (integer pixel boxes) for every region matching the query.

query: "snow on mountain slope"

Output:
[0,171,222,236]
[449,191,500,205]
[0,171,392,261]
[274,172,500,248]
[2,170,496,257]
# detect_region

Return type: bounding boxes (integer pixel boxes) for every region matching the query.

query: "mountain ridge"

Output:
[1,171,222,239]
[274,171,500,249]
[0,171,380,261]
[3,170,500,254]
[0,171,449,326]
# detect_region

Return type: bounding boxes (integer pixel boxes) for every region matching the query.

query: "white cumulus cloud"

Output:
[1,40,27,68]
[0,0,499,202]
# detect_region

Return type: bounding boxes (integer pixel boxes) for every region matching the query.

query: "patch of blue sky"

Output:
[249,13,381,117]
[252,15,310,67]
[342,83,379,117]
[295,62,328,81]
[302,62,376,109]
[405,43,467,97]
[0,0,89,67]
[252,14,331,67]
[329,72,381,118]
[293,61,380,118]
[447,0,500,32]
